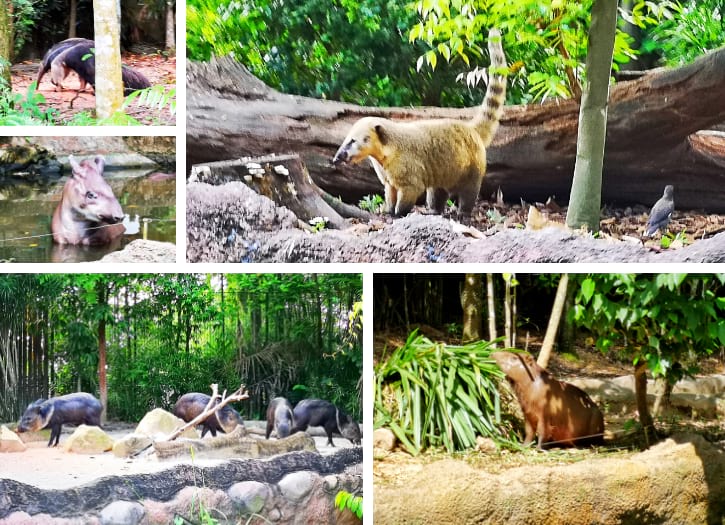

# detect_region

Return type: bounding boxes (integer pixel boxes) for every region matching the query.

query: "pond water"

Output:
[0,169,176,263]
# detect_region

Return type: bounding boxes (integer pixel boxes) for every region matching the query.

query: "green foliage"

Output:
[0,80,57,125]
[335,490,363,519]
[633,1,725,66]
[186,0,478,107]
[375,331,506,455]
[571,274,725,380]
[359,194,385,213]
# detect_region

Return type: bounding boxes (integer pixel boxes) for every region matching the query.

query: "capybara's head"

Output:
[492,351,541,385]
[17,399,53,432]
[333,117,388,166]
[67,155,124,224]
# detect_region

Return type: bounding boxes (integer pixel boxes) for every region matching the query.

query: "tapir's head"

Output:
[332,117,388,166]
[67,155,124,224]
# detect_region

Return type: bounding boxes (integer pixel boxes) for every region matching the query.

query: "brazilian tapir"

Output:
[265,397,294,439]
[16,392,102,447]
[51,155,125,245]
[173,392,244,438]
[492,351,604,449]
[36,38,94,90]
[291,399,362,446]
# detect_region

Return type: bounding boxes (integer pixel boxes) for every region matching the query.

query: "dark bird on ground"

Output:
[645,185,674,237]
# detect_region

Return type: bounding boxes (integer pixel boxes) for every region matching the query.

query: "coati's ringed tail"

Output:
[333,28,507,220]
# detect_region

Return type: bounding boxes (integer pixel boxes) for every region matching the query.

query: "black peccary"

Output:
[172,392,244,437]
[291,399,362,447]
[54,42,152,95]
[36,38,94,88]
[265,397,294,439]
[16,392,102,447]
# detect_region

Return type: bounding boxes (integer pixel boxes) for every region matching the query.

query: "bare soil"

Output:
[9,52,176,125]
[1,421,356,490]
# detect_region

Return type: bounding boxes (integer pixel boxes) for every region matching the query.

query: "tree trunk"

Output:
[93,0,123,118]
[566,0,618,231]
[538,273,569,369]
[0,0,12,87]
[187,47,725,213]
[461,274,483,343]
[165,1,175,51]
[68,0,78,38]
[634,360,656,447]
[97,283,108,424]
[486,274,496,346]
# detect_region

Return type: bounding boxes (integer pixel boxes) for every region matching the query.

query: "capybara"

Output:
[51,155,125,245]
[16,392,102,447]
[173,392,244,437]
[265,397,294,439]
[291,399,362,446]
[36,38,94,89]
[492,351,604,449]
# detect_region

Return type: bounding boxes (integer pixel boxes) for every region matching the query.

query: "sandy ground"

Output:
[0,421,357,490]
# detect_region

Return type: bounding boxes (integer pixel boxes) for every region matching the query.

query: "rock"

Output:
[227,481,270,514]
[323,475,339,492]
[111,433,152,458]
[475,437,497,453]
[134,408,198,441]
[99,501,144,525]
[673,374,725,395]
[0,426,27,453]
[374,433,725,524]
[278,471,317,502]
[62,425,114,454]
[372,428,396,452]
[98,240,176,263]
[171,486,234,522]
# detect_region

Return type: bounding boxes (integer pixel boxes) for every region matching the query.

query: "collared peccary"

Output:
[173,393,244,437]
[492,351,605,449]
[265,397,294,439]
[291,399,362,447]
[16,392,102,447]
[51,155,125,245]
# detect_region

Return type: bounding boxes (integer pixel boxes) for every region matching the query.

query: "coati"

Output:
[332,28,507,220]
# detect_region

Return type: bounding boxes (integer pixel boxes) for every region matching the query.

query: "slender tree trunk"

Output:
[0,0,13,86]
[68,0,78,38]
[634,360,655,447]
[97,284,108,424]
[565,0,618,231]
[486,274,497,346]
[504,275,513,347]
[461,274,483,342]
[93,0,124,117]
[538,274,569,368]
[165,1,175,51]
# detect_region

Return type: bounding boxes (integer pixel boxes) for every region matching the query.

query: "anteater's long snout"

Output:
[332,145,349,166]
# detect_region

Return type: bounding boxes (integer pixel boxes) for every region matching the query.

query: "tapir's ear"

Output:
[93,156,106,173]
[68,155,81,177]
[374,124,387,145]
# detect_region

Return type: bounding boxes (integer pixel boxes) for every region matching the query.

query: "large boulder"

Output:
[63,425,114,454]
[111,433,153,458]
[0,425,27,453]
[374,433,725,524]
[134,408,198,441]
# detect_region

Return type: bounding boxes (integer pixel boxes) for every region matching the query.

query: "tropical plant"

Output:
[375,331,507,455]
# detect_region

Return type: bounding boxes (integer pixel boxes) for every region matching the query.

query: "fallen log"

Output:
[153,425,316,460]
[187,46,725,212]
